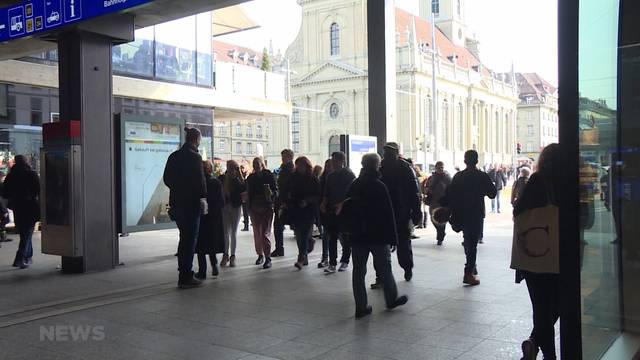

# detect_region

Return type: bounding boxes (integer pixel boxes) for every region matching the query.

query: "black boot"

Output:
[178,272,203,289]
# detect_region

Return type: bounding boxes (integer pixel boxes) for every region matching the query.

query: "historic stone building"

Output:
[279,0,519,169]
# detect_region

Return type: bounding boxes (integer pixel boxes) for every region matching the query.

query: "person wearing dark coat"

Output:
[195,160,225,279]
[246,157,277,269]
[163,127,207,288]
[379,142,422,282]
[271,149,295,257]
[513,144,562,360]
[424,161,453,245]
[219,160,246,267]
[442,150,497,286]
[288,156,320,270]
[4,155,40,269]
[488,165,507,213]
[346,153,408,318]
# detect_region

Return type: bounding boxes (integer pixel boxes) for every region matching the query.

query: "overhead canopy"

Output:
[213,5,259,37]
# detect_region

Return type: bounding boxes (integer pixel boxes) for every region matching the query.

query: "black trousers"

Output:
[273,205,285,252]
[241,203,250,229]
[462,218,483,273]
[325,213,351,266]
[396,221,413,271]
[524,272,560,359]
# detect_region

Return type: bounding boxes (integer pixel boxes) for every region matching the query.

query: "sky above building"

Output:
[218,0,558,86]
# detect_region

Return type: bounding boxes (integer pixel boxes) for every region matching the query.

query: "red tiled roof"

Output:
[395,8,491,77]
[213,40,262,66]
[516,73,557,96]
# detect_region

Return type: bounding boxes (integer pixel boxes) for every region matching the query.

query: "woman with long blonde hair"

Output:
[219,160,246,267]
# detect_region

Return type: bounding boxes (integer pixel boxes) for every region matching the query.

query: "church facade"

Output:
[280,0,519,170]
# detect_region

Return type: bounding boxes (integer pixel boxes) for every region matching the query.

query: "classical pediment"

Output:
[296,61,367,84]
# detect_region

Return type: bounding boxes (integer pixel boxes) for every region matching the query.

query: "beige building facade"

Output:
[276,0,518,170]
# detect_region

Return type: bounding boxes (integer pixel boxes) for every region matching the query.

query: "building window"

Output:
[219,139,226,151]
[442,100,449,149]
[527,124,534,136]
[330,23,340,56]
[235,123,242,137]
[256,125,263,138]
[484,109,490,152]
[292,106,301,153]
[457,103,464,150]
[246,142,253,154]
[432,0,440,16]
[235,142,242,153]
[457,0,462,16]
[246,125,253,138]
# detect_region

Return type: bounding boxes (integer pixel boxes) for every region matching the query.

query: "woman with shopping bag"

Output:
[511,143,562,360]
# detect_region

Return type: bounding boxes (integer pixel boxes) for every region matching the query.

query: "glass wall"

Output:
[112,12,213,87]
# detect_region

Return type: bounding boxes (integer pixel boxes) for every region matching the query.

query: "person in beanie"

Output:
[163,127,207,288]
[380,142,422,282]
[442,150,496,286]
[347,153,408,318]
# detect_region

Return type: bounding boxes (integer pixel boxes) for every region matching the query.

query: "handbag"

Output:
[510,178,559,274]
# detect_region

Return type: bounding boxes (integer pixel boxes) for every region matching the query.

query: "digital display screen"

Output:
[45,151,70,226]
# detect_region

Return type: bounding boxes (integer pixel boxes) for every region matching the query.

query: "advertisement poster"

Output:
[124,120,180,228]
[348,135,377,174]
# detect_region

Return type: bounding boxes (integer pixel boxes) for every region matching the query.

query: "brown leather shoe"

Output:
[463,272,480,286]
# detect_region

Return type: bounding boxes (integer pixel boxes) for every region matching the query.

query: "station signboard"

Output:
[0,0,155,42]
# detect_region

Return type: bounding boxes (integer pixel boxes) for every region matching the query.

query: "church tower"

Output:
[420,0,468,47]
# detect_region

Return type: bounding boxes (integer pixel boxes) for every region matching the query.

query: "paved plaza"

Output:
[0,205,559,360]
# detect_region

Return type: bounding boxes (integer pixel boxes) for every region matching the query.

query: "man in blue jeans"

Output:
[346,153,408,318]
[164,127,207,289]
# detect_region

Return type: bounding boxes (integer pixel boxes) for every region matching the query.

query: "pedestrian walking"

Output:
[195,160,225,279]
[4,155,40,269]
[442,150,497,286]
[288,156,320,270]
[488,164,507,213]
[321,151,356,274]
[246,157,277,269]
[318,159,333,268]
[163,128,207,288]
[345,153,408,318]
[511,167,531,207]
[271,149,295,257]
[240,165,251,232]
[424,161,452,245]
[380,142,422,282]
[219,160,246,267]
[513,144,561,360]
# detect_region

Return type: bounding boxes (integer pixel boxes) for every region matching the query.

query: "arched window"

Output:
[432,0,440,16]
[330,23,340,56]
[256,125,263,139]
[442,100,449,149]
[457,103,464,150]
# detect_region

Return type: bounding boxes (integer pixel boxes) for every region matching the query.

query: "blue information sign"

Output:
[0,0,155,43]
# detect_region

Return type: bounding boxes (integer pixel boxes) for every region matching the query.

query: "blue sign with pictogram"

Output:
[0,0,156,43]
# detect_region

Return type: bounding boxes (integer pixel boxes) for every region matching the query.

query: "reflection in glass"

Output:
[578,0,621,357]
[196,13,213,86]
[155,16,197,84]
[113,27,154,77]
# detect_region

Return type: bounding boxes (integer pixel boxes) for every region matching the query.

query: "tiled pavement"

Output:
[0,206,558,359]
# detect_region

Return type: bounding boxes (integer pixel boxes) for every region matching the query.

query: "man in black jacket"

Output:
[443,150,497,286]
[380,142,422,281]
[271,149,294,257]
[488,164,507,213]
[163,128,207,288]
[347,153,408,318]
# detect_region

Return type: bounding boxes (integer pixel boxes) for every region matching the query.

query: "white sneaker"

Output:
[324,265,336,273]
[338,262,349,272]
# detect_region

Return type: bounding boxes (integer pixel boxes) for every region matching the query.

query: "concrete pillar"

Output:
[367,0,396,152]
[56,18,133,273]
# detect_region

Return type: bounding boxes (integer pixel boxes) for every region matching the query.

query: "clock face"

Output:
[330,103,340,119]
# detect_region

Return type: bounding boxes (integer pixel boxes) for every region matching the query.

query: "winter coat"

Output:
[246,169,277,209]
[443,167,497,230]
[344,168,398,246]
[163,143,206,220]
[276,162,294,206]
[3,164,40,229]
[380,158,422,227]
[511,176,529,206]
[288,172,320,225]
[425,171,452,208]
[489,168,507,191]
[196,175,225,255]
[219,175,246,208]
